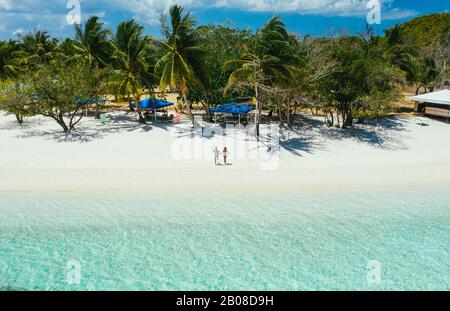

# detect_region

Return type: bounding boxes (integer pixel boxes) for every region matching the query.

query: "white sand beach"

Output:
[1,111,450,193]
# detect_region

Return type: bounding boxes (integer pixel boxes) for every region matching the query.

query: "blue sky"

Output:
[0,0,449,40]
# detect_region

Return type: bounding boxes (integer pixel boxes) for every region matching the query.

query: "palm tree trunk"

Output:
[182,90,195,127]
[135,95,145,123]
[255,83,261,137]
[95,104,100,119]
[278,105,283,126]
[286,102,291,127]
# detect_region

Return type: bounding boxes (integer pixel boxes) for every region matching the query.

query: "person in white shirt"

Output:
[213,146,220,166]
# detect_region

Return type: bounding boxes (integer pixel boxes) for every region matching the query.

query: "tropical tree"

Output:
[383,25,419,85]
[155,5,205,126]
[426,30,449,89]
[267,35,334,125]
[0,40,21,79]
[225,17,299,135]
[415,56,438,94]
[71,17,113,118]
[25,61,110,132]
[112,19,154,123]
[59,38,78,60]
[0,79,35,125]
[73,16,112,68]
[190,24,251,117]
[17,30,57,69]
[323,35,400,128]
[0,40,27,124]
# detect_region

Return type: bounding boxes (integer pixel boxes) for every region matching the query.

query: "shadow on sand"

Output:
[0,118,45,131]
[279,114,409,156]
[14,113,156,143]
[10,112,410,153]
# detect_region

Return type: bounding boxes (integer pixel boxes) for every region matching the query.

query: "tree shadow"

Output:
[279,116,327,156]
[279,114,409,156]
[6,112,410,151]
[350,117,408,150]
[280,137,321,156]
[15,129,102,143]
[0,118,45,131]
[14,112,155,143]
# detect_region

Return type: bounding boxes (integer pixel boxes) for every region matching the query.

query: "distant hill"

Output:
[394,13,450,46]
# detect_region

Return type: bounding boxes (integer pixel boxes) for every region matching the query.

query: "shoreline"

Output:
[2,164,450,194]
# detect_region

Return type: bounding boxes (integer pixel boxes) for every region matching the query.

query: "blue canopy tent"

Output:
[209,102,255,125]
[138,98,174,121]
[138,98,174,110]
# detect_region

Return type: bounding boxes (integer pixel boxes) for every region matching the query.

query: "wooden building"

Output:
[411,90,450,122]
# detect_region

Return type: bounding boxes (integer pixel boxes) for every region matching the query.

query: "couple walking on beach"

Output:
[213,146,230,166]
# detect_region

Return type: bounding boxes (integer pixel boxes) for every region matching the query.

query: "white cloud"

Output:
[12,27,24,36]
[106,0,417,25]
[382,8,417,20]
[0,0,420,39]
[0,0,12,10]
[110,0,365,14]
[0,1,107,39]
[0,1,419,25]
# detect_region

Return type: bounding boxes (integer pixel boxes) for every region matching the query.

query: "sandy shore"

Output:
[1,111,450,193]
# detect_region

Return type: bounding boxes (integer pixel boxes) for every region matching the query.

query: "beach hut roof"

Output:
[410,90,450,106]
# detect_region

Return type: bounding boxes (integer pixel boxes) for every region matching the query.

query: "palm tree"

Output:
[0,40,20,79]
[73,16,112,68]
[112,19,153,123]
[384,25,419,84]
[415,56,438,94]
[0,40,26,125]
[59,38,77,60]
[71,17,113,118]
[225,17,298,136]
[17,30,57,68]
[155,5,205,126]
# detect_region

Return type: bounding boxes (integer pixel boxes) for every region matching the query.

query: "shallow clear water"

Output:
[0,189,449,291]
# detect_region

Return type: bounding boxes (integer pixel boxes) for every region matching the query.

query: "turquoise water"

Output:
[0,189,449,291]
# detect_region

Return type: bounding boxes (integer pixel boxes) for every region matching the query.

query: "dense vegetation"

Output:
[0,8,448,133]
[397,13,450,47]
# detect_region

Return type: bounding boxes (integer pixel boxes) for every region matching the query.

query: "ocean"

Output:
[0,188,449,290]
